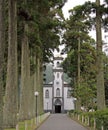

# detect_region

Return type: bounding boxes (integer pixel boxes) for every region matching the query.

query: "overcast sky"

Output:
[62,0,104,19]
[62,0,106,40]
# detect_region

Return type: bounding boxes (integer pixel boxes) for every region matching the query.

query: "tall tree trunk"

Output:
[30,72,35,118]
[3,0,18,128]
[27,43,31,119]
[0,0,5,129]
[35,54,43,115]
[96,0,106,109]
[33,54,37,117]
[19,23,31,121]
[36,57,40,115]
[39,59,44,114]
[25,30,31,118]
[76,37,81,110]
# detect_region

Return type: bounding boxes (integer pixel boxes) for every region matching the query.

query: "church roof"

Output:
[43,64,53,84]
[43,60,71,84]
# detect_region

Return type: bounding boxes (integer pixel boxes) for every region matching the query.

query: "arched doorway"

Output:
[55,99,62,113]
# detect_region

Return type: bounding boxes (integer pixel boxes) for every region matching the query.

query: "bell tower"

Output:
[52,56,64,113]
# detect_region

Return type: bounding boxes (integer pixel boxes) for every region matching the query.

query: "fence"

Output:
[68,110,108,130]
[16,112,50,130]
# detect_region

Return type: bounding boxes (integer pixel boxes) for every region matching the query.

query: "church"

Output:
[43,56,75,113]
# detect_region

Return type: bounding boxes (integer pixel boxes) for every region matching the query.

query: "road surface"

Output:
[36,114,88,130]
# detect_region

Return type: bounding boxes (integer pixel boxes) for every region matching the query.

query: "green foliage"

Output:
[17,0,66,76]
[62,41,97,108]
[62,0,108,110]
[69,109,82,115]
[3,0,66,128]
[69,109,108,130]
[62,0,99,110]
[93,109,108,129]
[87,109,108,129]
[103,55,108,106]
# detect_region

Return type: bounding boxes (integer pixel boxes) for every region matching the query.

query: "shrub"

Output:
[69,109,108,130]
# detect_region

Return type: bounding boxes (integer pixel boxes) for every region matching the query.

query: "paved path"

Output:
[36,114,88,130]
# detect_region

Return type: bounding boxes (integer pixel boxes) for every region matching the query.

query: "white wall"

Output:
[43,87,52,110]
[53,72,63,97]
[43,56,75,112]
[53,60,62,69]
[64,87,75,110]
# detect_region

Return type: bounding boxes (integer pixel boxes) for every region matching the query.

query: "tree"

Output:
[96,0,106,109]
[62,0,107,110]
[103,54,108,106]
[0,0,5,129]
[62,41,97,110]
[3,0,18,128]
[18,0,65,119]
[62,3,96,110]
[17,0,35,120]
[19,22,31,120]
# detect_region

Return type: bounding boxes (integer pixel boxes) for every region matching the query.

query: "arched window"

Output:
[57,61,60,67]
[56,88,60,97]
[57,73,59,78]
[45,90,49,98]
[56,81,59,85]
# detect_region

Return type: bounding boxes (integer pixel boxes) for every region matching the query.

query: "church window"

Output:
[67,89,71,98]
[56,81,59,84]
[56,88,60,97]
[57,73,59,78]
[45,90,49,98]
[57,61,60,67]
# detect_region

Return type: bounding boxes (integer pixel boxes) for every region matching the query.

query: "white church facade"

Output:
[43,56,75,113]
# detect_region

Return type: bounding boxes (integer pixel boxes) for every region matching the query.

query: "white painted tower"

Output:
[52,56,64,113]
[43,56,75,113]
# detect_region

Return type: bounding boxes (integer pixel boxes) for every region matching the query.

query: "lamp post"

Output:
[74,98,77,110]
[34,91,39,124]
[47,102,48,112]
